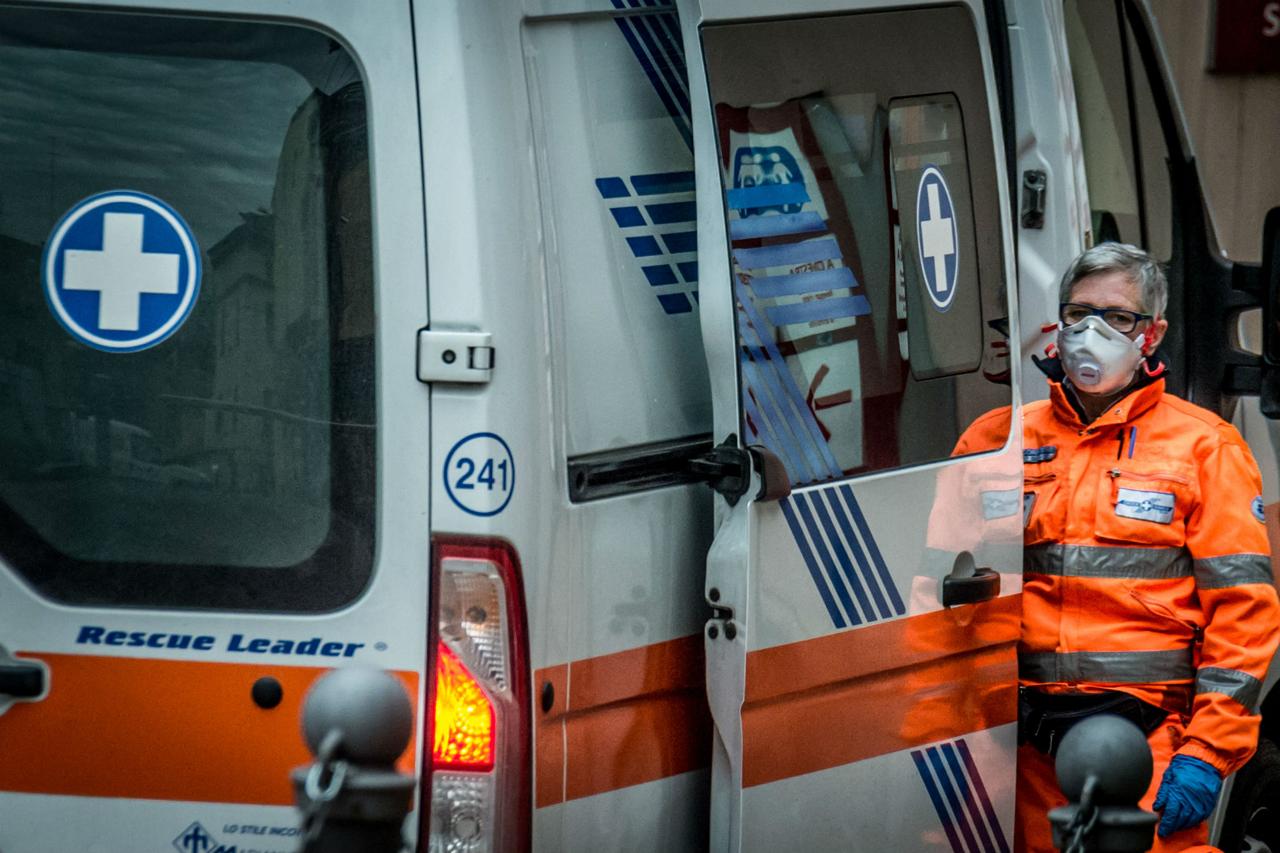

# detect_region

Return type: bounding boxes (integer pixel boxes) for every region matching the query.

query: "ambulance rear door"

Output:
[0,2,429,850]
[681,1,1026,849]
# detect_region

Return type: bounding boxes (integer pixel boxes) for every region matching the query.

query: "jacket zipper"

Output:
[1107,469,1189,485]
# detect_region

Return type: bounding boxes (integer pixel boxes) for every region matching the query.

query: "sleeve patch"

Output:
[1252,496,1266,524]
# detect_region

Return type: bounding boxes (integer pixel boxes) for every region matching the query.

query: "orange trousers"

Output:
[1015,712,1215,852]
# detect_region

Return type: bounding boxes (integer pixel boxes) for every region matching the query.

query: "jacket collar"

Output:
[1035,354,1167,429]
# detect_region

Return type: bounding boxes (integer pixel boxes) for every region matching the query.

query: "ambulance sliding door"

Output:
[682,2,1024,849]
[0,3,428,851]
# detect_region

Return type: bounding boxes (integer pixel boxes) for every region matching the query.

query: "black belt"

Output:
[1018,688,1168,756]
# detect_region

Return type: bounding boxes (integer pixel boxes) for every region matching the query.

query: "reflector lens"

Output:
[433,641,495,770]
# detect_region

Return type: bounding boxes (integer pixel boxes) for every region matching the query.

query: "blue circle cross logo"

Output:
[42,190,202,353]
[915,165,960,312]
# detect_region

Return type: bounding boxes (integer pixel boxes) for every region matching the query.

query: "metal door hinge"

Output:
[417,329,494,384]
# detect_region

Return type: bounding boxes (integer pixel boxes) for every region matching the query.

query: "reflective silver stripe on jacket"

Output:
[1195,666,1263,711]
[1025,544,1192,580]
[1193,554,1274,589]
[1018,649,1194,684]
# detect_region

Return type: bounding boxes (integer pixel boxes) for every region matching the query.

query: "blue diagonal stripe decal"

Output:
[912,749,967,853]
[840,484,907,616]
[821,489,892,621]
[780,498,846,629]
[955,739,1011,853]
[792,494,860,626]
[780,484,901,628]
[808,491,874,624]
[912,738,1010,853]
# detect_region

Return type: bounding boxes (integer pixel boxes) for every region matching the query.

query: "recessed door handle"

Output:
[0,661,45,699]
[942,568,1001,607]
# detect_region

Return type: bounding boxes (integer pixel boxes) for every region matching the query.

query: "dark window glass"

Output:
[702,6,1011,485]
[1064,0,1173,259]
[0,9,376,610]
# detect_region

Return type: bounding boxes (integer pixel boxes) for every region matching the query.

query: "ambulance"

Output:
[0,0,1276,851]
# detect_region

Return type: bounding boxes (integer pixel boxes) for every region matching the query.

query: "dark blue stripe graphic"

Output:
[645,201,697,224]
[840,484,907,615]
[661,230,696,253]
[956,739,1010,853]
[912,739,1011,853]
[913,750,966,853]
[626,235,662,257]
[656,293,691,314]
[927,747,983,853]
[611,7,692,150]
[780,499,845,628]
[807,493,874,624]
[822,489,891,621]
[779,486,903,628]
[611,206,645,228]
[596,172,698,316]
[632,171,695,195]
[792,494,860,626]
[642,264,678,286]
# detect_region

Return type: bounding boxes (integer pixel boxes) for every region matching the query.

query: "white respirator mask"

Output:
[1057,315,1147,396]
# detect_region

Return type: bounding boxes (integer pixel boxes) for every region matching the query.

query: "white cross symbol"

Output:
[919,181,955,294]
[62,212,180,332]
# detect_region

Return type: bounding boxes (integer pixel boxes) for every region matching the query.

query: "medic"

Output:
[960,243,1280,852]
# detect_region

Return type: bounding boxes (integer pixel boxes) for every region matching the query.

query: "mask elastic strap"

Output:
[1139,315,1159,356]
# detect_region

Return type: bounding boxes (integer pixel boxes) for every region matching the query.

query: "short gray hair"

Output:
[1058,243,1168,317]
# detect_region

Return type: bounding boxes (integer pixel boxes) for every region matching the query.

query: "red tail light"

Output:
[422,537,530,853]
[432,641,495,771]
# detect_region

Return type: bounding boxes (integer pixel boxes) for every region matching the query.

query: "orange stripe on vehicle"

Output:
[534,663,567,808]
[534,596,1019,803]
[742,596,1019,788]
[535,634,711,807]
[0,653,418,805]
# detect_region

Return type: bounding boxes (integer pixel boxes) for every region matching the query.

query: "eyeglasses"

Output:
[1059,302,1153,334]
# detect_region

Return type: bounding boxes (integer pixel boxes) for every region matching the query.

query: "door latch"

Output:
[706,587,737,641]
[1021,169,1047,230]
[417,329,494,384]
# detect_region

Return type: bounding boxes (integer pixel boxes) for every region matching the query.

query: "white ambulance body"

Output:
[0,0,1275,852]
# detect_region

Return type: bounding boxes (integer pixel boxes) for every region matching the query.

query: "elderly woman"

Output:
[958,243,1280,852]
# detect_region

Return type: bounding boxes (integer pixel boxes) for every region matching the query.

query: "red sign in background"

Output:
[1210,0,1280,73]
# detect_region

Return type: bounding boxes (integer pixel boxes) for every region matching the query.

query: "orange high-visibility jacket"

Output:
[954,373,1280,775]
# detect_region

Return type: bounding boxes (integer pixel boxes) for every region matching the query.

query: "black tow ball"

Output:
[291,668,416,853]
[1050,714,1159,853]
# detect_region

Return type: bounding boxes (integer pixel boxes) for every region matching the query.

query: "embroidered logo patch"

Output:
[981,488,1021,520]
[1252,496,1266,524]
[1115,487,1175,525]
[1023,446,1058,464]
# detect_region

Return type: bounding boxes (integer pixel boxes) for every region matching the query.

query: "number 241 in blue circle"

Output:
[453,456,511,492]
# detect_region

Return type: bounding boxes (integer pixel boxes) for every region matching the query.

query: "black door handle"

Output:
[942,568,1001,607]
[0,661,45,698]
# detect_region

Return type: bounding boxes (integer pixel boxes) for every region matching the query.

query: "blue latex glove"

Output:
[1152,755,1222,837]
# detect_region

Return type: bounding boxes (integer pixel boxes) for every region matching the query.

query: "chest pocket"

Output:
[1095,466,1195,548]
[1024,470,1059,546]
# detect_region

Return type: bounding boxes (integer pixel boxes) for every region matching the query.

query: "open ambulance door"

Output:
[680,1,1026,849]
